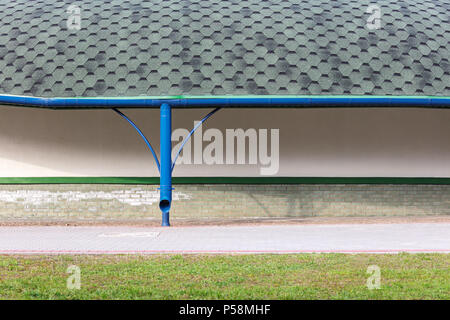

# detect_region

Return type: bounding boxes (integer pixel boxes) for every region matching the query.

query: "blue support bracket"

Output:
[113,105,220,226]
[112,108,160,172]
[172,107,221,172]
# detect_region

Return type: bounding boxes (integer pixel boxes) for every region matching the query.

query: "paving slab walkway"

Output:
[0,223,449,254]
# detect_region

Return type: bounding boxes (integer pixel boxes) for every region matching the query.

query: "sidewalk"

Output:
[0,223,449,254]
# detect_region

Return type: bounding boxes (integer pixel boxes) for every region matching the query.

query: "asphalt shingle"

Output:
[0,0,448,97]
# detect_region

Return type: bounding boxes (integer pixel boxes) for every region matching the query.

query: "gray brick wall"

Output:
[0,184,448,222]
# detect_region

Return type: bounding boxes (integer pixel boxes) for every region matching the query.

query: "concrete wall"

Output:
[0,107,449,177]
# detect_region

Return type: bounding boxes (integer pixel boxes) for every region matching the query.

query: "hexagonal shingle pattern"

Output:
[0,0,449,97]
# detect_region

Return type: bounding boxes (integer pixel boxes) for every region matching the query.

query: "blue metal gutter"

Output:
[0,94,449,109]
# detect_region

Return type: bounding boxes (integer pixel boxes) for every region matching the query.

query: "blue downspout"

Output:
[159,103,172,227]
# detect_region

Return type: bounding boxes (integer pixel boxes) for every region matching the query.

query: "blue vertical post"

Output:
[159,103,172,226]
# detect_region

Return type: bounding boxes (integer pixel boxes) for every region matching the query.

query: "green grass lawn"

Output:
[0,254,448,299]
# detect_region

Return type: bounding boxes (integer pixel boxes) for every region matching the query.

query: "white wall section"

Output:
[0,107,449,177]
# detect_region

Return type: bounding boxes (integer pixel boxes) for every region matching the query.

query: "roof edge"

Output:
[0,94,449,109]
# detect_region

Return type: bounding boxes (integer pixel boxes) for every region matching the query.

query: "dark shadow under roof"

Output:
[0,0,449,98]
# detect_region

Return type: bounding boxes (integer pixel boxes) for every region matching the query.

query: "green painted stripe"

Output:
[0,177,448,185]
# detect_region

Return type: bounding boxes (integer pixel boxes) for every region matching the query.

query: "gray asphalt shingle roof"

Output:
[0,0,449,97]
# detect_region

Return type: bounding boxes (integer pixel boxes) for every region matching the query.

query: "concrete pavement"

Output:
[0,223,449,254]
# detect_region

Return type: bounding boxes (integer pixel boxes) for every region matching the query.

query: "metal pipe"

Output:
[159,103,172,227]
[112,108,160,172]
[172,107,221,172]
[0,94,449,109]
